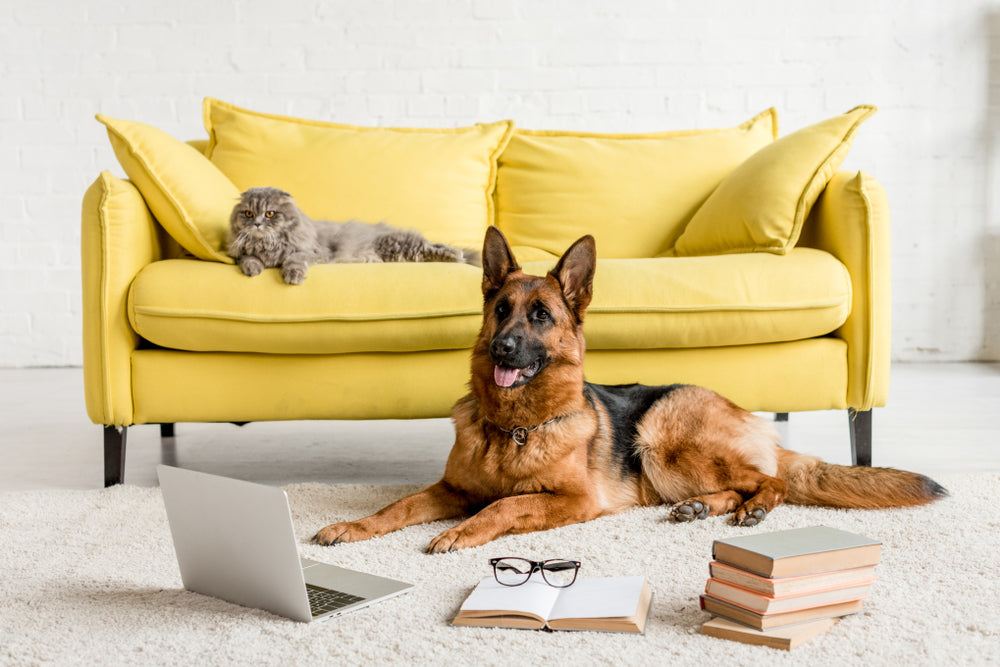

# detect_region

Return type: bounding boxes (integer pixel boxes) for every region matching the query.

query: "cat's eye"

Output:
[243,211,253,218]
[265,210,276,219]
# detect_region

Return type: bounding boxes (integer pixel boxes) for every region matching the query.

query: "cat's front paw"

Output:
[239,257,264,277]
[281,264,307,285]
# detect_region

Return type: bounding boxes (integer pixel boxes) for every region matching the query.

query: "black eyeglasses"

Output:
[490,557,581,588]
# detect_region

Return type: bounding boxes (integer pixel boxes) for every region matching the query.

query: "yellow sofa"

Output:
[83,100,888,486]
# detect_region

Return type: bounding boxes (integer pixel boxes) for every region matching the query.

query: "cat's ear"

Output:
[481,226,520,298]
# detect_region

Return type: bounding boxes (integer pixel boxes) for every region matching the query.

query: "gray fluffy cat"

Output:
[227,187,480,285]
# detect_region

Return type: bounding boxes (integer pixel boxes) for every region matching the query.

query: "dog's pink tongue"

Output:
[494,365,521,388]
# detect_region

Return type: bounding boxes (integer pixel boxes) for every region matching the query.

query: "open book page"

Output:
[548,576,647,620]
[458,577,562,621]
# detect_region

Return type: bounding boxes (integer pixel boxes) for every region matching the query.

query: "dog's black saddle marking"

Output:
[584,382,686,477]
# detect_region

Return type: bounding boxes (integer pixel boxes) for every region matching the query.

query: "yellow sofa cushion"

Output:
[129,261,485,355]
[203,98,514,250]
[495,109,777,259]
[127,249,849,355]
[545,249,851,349]
[96,115,238,263]
[673,105,877,257]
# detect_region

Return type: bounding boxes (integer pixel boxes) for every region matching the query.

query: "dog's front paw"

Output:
[733,507,767,527]
[669,499,711,523]
[426,526,487,554]
[314,521,374,546]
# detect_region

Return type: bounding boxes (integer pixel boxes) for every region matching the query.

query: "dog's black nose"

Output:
[491,335,518,359]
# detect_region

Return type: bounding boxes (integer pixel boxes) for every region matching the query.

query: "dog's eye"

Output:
[265,210,276,219]
[531,302,551,322]
[495,300,511,320]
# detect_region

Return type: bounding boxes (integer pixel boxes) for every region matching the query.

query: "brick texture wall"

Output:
[2,0,998,366]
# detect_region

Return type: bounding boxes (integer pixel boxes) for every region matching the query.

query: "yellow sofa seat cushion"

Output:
[536,249,851,350]
[129,261,485,355]
[673,106,877,256]
[495,109,777,259]
[203,98,514,250]
[127,249,850,355]
[96,115,239,263]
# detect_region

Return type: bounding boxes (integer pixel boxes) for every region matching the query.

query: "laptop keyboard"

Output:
[306,583,366,617]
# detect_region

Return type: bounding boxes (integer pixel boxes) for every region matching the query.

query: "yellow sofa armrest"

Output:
[799,170,890,410]
[81,171,164,426]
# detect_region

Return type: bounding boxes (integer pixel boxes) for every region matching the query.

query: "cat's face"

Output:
[231,187,301,238]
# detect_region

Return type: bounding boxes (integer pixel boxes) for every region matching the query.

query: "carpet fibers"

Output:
[2,473,998,665]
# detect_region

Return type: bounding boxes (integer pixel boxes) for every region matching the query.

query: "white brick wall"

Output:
[2,0,998,365]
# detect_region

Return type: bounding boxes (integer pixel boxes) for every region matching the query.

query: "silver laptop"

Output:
[157,465,413,623]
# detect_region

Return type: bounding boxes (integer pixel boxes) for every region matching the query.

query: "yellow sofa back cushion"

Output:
[204,98,514,250]
[673,106,877,256]
[96,115,239,263]
[495,109,777,259]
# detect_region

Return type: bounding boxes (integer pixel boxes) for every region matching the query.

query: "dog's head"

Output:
[472,226,596,395]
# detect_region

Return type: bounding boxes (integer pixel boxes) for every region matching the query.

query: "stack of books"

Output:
[699,525,881,650]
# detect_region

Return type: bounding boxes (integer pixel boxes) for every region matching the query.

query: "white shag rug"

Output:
[1,473,998,666]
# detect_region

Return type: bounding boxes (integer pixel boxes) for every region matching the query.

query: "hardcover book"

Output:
[703,578,871,614]
[452,575,652,633]
[701,615,839,650]
[708,560,878,596]
[712,525,881,577]
[699,595,864,630]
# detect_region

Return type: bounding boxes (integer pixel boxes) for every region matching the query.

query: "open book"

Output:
[452,575,653,633]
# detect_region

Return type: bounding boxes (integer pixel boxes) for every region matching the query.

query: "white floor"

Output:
[1,363,998,492]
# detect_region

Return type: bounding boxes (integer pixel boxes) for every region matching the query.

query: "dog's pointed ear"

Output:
[550,235,596,321]
[482,226,520,297]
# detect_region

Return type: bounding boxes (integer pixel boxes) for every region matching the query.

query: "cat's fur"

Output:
[227,187,480,284]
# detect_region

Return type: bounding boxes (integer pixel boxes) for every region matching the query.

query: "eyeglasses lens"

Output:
[541,559,578,587]
[494,558,532,586]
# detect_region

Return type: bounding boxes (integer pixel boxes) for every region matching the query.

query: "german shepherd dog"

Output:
[315,227,946,553]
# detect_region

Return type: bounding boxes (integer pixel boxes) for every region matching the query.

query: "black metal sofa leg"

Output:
[103,426,128,487]
[848,408,872,467]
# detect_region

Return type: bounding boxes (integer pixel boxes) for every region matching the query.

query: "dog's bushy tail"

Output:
[778,450,948,509]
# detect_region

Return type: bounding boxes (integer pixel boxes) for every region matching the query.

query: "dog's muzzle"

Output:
[490,331,547,388]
